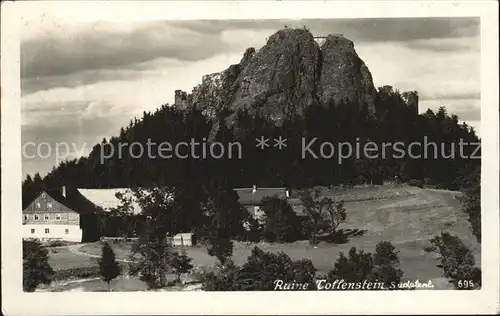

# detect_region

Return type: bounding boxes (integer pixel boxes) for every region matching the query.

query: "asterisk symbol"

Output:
[274,136,287,150]
[256,136,270,149]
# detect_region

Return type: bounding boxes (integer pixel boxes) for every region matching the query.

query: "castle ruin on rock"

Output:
[174,28,418,127]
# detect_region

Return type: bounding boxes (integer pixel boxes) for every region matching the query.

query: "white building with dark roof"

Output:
[234,185,305,221]
[22,186,103,242]
[22,185,305,241]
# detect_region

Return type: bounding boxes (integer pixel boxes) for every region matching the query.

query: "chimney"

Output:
[61,186,66,198]
[252,185,257,194]
[286,189,290,198]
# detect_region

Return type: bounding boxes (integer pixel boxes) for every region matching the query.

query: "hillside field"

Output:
[48,184,480,291]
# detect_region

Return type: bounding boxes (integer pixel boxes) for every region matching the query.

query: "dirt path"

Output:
[65,243,132,263]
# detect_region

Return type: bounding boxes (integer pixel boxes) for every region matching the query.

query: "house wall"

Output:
[22,191,82,242]
[23,212,79,225]
[170,233,193,246]
[245,205,266,223]
[23,191,80,225]
[23,224,82,242]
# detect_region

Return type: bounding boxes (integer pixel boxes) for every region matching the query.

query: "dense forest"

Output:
[22,86,482,241]
[23,86,480,190]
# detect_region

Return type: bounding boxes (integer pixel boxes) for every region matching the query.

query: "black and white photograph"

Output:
[1,1,499,315]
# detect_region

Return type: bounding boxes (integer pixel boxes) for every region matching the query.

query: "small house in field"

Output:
[167,233,194,247]
[22,186,102,242]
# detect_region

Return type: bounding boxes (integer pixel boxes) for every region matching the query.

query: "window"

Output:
[41,193,46,198]
[35,202,41,208]
[55,214,61,220]
[45,228,50,234]
[44,214,50,220]
[34,214,39,220]
[47,202,53,208]
[24,215,28,221]
[65,229,69,234]
[30,229,35,234]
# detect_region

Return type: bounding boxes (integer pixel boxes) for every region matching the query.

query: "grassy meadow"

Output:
[46,185,480,291]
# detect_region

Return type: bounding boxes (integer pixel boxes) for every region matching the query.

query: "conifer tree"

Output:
[23,240,54,292]
[98,242,121,291]
[170,250,194,283]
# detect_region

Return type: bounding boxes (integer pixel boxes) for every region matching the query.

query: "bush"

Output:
[428,232,481,289]
[462,176,481,242]
[45,240,69,247]
[203,247,317,291]
[326,241,403,290]
[128,234,174,289]
[23,240,55,291]
[202,260,240,291]
[207,233,233,265]
[234,247,317,290]
[53,266,101,282]
[171,250,194,282]
[242,217,263,243]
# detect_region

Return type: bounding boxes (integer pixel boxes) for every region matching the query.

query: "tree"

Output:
[108,190,138,236]
[324,200,347,235]
[233,247,317,291]
[125,186,194,289]
[202,184,248,265]
[300,189,347,244]
[427,232,481,289]
[461,166,481,242]
[371,241,403,288]
[327,241,403,290]
[327,248,375,285]
[23,240,54,292]
[292,259,318,288]
[202,259,239,291]
[170,250,194,283]
[203,247,317,291]
[201,185,248,239]
[207,231,233,265]
[128,220,174,289]
[98,242,121,291]
[260,196,301,242]
[132,187,176,237]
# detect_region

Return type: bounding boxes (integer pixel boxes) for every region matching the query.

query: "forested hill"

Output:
[25,86,479,192]
[23,29,480,198]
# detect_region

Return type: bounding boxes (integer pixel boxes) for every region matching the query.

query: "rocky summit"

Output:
[174,29,378,126]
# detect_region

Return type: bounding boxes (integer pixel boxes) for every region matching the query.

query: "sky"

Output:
[21,18,480,177]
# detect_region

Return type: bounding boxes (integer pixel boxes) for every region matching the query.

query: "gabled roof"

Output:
[77,188,143,215]
[76,187,174,215]
[288,198,306,216]
[25,186,296,216]
[234,187,288,205]
[23,187,103,215]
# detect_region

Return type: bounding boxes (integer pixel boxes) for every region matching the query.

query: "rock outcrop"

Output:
[174,28,378,127]
[318,34,376,116]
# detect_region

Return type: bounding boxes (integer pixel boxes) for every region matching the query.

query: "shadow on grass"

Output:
[319,228,368,244]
